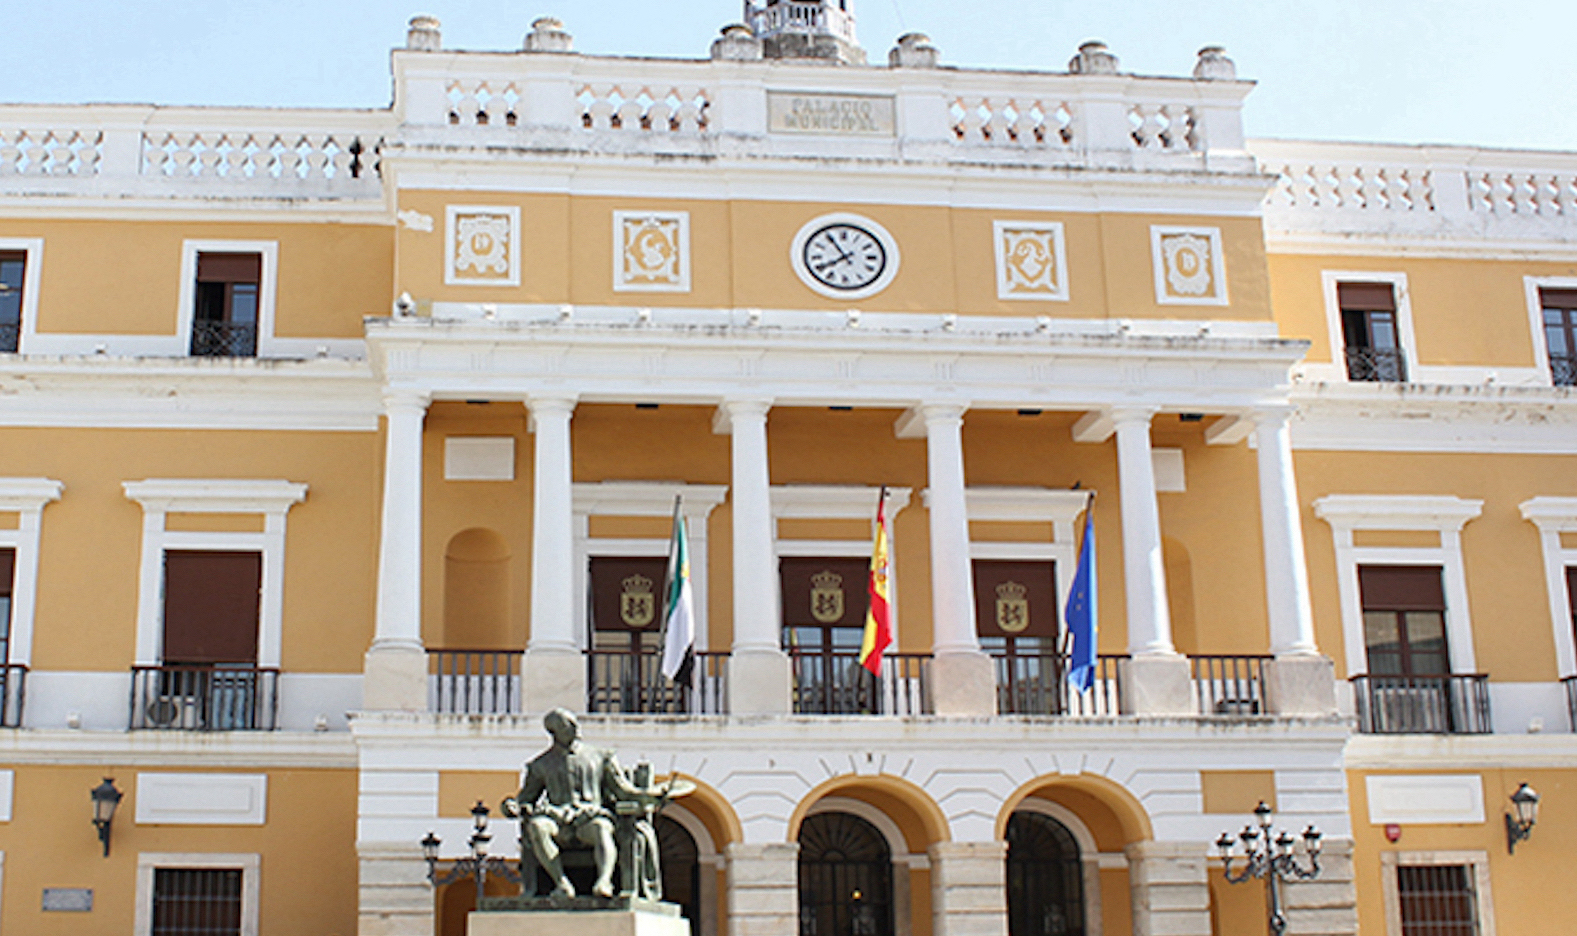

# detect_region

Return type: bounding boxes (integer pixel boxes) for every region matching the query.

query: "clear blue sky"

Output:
[2,0,1571,151]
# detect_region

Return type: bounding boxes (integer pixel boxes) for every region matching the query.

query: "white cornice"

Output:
[957,487,1091,523]
[572,481,729,518]
[123,479,308,515]
[1313,494,1483,532]
[0,729,358,768]
[1288,380,1577,454]
[1345,732,1577,770]
[1520,497,1577,530]
[771,485,913,520]
[0,478,64,512]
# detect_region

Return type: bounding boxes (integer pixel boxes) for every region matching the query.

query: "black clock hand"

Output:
[812,244,855,274]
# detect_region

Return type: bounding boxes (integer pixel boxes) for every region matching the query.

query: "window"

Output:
[974,560,1061,714]
[1339,282,1407,382]
[1540,288,1577,387]
[781,556,874,714]
[1360,566,1449,677]
[0,250,24,353]
[1006,811,1086,936]
[1381,851,1494,936]
[0,549,11,665]
[162,551,262,666]
[190,253,261,357]
[135,853,259,936]
[586,555,671,713]
[797,812,893,936]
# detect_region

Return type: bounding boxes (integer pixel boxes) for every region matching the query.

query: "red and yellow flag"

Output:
[859,489,892,675]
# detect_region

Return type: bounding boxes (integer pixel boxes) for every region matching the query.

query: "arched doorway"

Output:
[797,811,893,936]
[1006,811,1085,936]
[658,814,701,936]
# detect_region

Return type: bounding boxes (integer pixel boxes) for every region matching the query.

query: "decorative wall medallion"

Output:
[810,569,845,623]
[445,205,521,286]
[993,220,1068,301]
[791,212,901,300]
[396,208,434,232]
[614,211,691,292]
[1150,225,1228,305]
[995,581,1030,633]
[620,573,656,627]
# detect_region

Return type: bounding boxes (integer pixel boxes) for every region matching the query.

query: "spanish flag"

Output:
[858,488,893,675]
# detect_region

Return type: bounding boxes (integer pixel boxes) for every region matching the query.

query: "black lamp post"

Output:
[1215,802,1322,936]
[90,777,123,857]
[422,801,521,906]
[1506,782,1540,854]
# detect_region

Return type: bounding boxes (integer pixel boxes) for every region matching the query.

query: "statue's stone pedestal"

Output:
[469,897,688,936]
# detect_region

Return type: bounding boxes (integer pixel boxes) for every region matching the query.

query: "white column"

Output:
[922,404,996,715]
[1111,407,1193,714]
[721,399,791,714]
[363,390,430,711]
[525,394,584,713]
[1113,407,1172,655]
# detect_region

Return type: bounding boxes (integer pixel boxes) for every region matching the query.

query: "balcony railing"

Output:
[1565,676,1577,732]
[1351,674,1492,734]
[129,664,279,731]
[1190,654,1271,716]
[788,649,932,716]
[991,651,1125,716]
[0,321,17,354]
[429,649,522,715]
[0,664,25,727]
[1344,346,1408,382]
[586,649,728,715]
[189,320,257,357]
[1550,353,1576,387]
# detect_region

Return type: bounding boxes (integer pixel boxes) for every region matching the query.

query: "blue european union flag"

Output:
[1065,508,1098,692]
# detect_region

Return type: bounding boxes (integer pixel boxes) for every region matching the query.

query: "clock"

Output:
[790,213,901,300]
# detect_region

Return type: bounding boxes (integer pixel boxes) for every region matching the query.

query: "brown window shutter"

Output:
[0,548,13,598]
[589,556,668,632]
[1358,565,1445,612]
[1337,282,1396,312]
[1567,566,1577,617]
[1541,288,1577,310]
[972,559,1057,638]
[161,550,262,664]
[779,556,870,628]
[196,252,262,285]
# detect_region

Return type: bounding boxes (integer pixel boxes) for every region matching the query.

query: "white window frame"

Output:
[1,237,44,355]
[135,852,260,936]
[955,487,1093,636]
[770,485,912,643]
[1523,275,1577,387]
[571,482,728,652]
[178,240,279,358]
[1519,497,1577,678]
[122,480,307,668]
[1380,850,1495,936]
[1312,271,1417,384]
[1313,495,1483,676]
[0,478,64,667]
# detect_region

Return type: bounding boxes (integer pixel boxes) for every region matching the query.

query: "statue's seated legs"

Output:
[523,815,619,899]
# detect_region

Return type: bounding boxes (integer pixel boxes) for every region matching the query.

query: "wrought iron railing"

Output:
[585,649,728,715]
[1550,353,1577,387]
[1189,654,1271,716]
[428,649,522,715]
[1351,674,1492,734]
[1343,346,1408,382]
[1565,676,1577,732]
[0,664,25,727]
[0,321,17,354]
[129,665,279,731]
[189,320,257,357]
[788,649,932,715]
[991,651,1125,716]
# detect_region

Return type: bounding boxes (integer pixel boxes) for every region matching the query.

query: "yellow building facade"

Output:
[0,7,1574,935]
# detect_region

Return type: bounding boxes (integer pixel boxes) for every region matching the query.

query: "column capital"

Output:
[525,394,578,417]
[712,397,772,435]
[919,401,969,424]
[894,402,969,438]
[381,388,431,412]
[1251,405,1297,428]
[1107,405,1158,427]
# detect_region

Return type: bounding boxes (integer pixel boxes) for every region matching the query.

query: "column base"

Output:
[725,842,799,936]
[727,649,791,715]
[1118,653,1195,715]
[524,648,586,714]
[1265,654,1338,716]
[358,843,434,936]
[362,643,428,712]
[928,841,1008,936]
[929,651,997,717]
[1125,841,1211,936]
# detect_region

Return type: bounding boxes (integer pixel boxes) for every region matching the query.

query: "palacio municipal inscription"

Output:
[767,92,896,135]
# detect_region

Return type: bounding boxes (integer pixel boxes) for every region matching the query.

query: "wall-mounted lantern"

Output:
[90,777,123,857]
[1506,783,1540,854]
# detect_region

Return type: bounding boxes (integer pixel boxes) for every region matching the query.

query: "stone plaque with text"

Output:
[767,92,895,136]
[42,888,93,912]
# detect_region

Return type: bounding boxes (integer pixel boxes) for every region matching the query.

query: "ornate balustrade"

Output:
[129,664,280,731]
[1189,654,1270,716]
[991,650,1125,716]
[585,649,728,715]
[429,649,522,715]
[788,648,932,716]
[1565,675,1577,732]
[0,664,25,728]
[1350,673,1492,735]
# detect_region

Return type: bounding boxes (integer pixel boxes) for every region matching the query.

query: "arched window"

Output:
[797,811,893,936]
[657,815,701,936]
[1006,811,1085,936]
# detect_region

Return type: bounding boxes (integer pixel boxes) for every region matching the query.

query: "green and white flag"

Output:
[661,497,696,682]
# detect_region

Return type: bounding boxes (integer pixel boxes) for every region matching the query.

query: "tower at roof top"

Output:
[744,0,866,64]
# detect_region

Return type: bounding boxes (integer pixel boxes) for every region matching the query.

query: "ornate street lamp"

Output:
[421,801,522,906]
[1214,801,1322,936]
[1505,782,1540,854]
[90,777,123,858]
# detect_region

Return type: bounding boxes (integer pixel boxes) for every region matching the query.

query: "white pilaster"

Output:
[920,404,996,716]
[929,841,1008,936]
[725,842,799,936]
[1126,841,1211,936]
[718,399,791,714]
[364,391,430,712]
[525,395,583,713]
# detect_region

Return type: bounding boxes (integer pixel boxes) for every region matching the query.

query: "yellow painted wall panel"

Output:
[0,512,17,531]
[1352,529,1440,549]
[439,770,519,818]
[1099,214,1270,321]
[1200,770,1277,814]
[164,512,267,533]
[968,521,1055,543]
[588,516,674,539]
[777,518,870,541]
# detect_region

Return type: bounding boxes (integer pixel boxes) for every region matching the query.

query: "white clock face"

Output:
[803,224,886,291]
[790,213,901,300]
